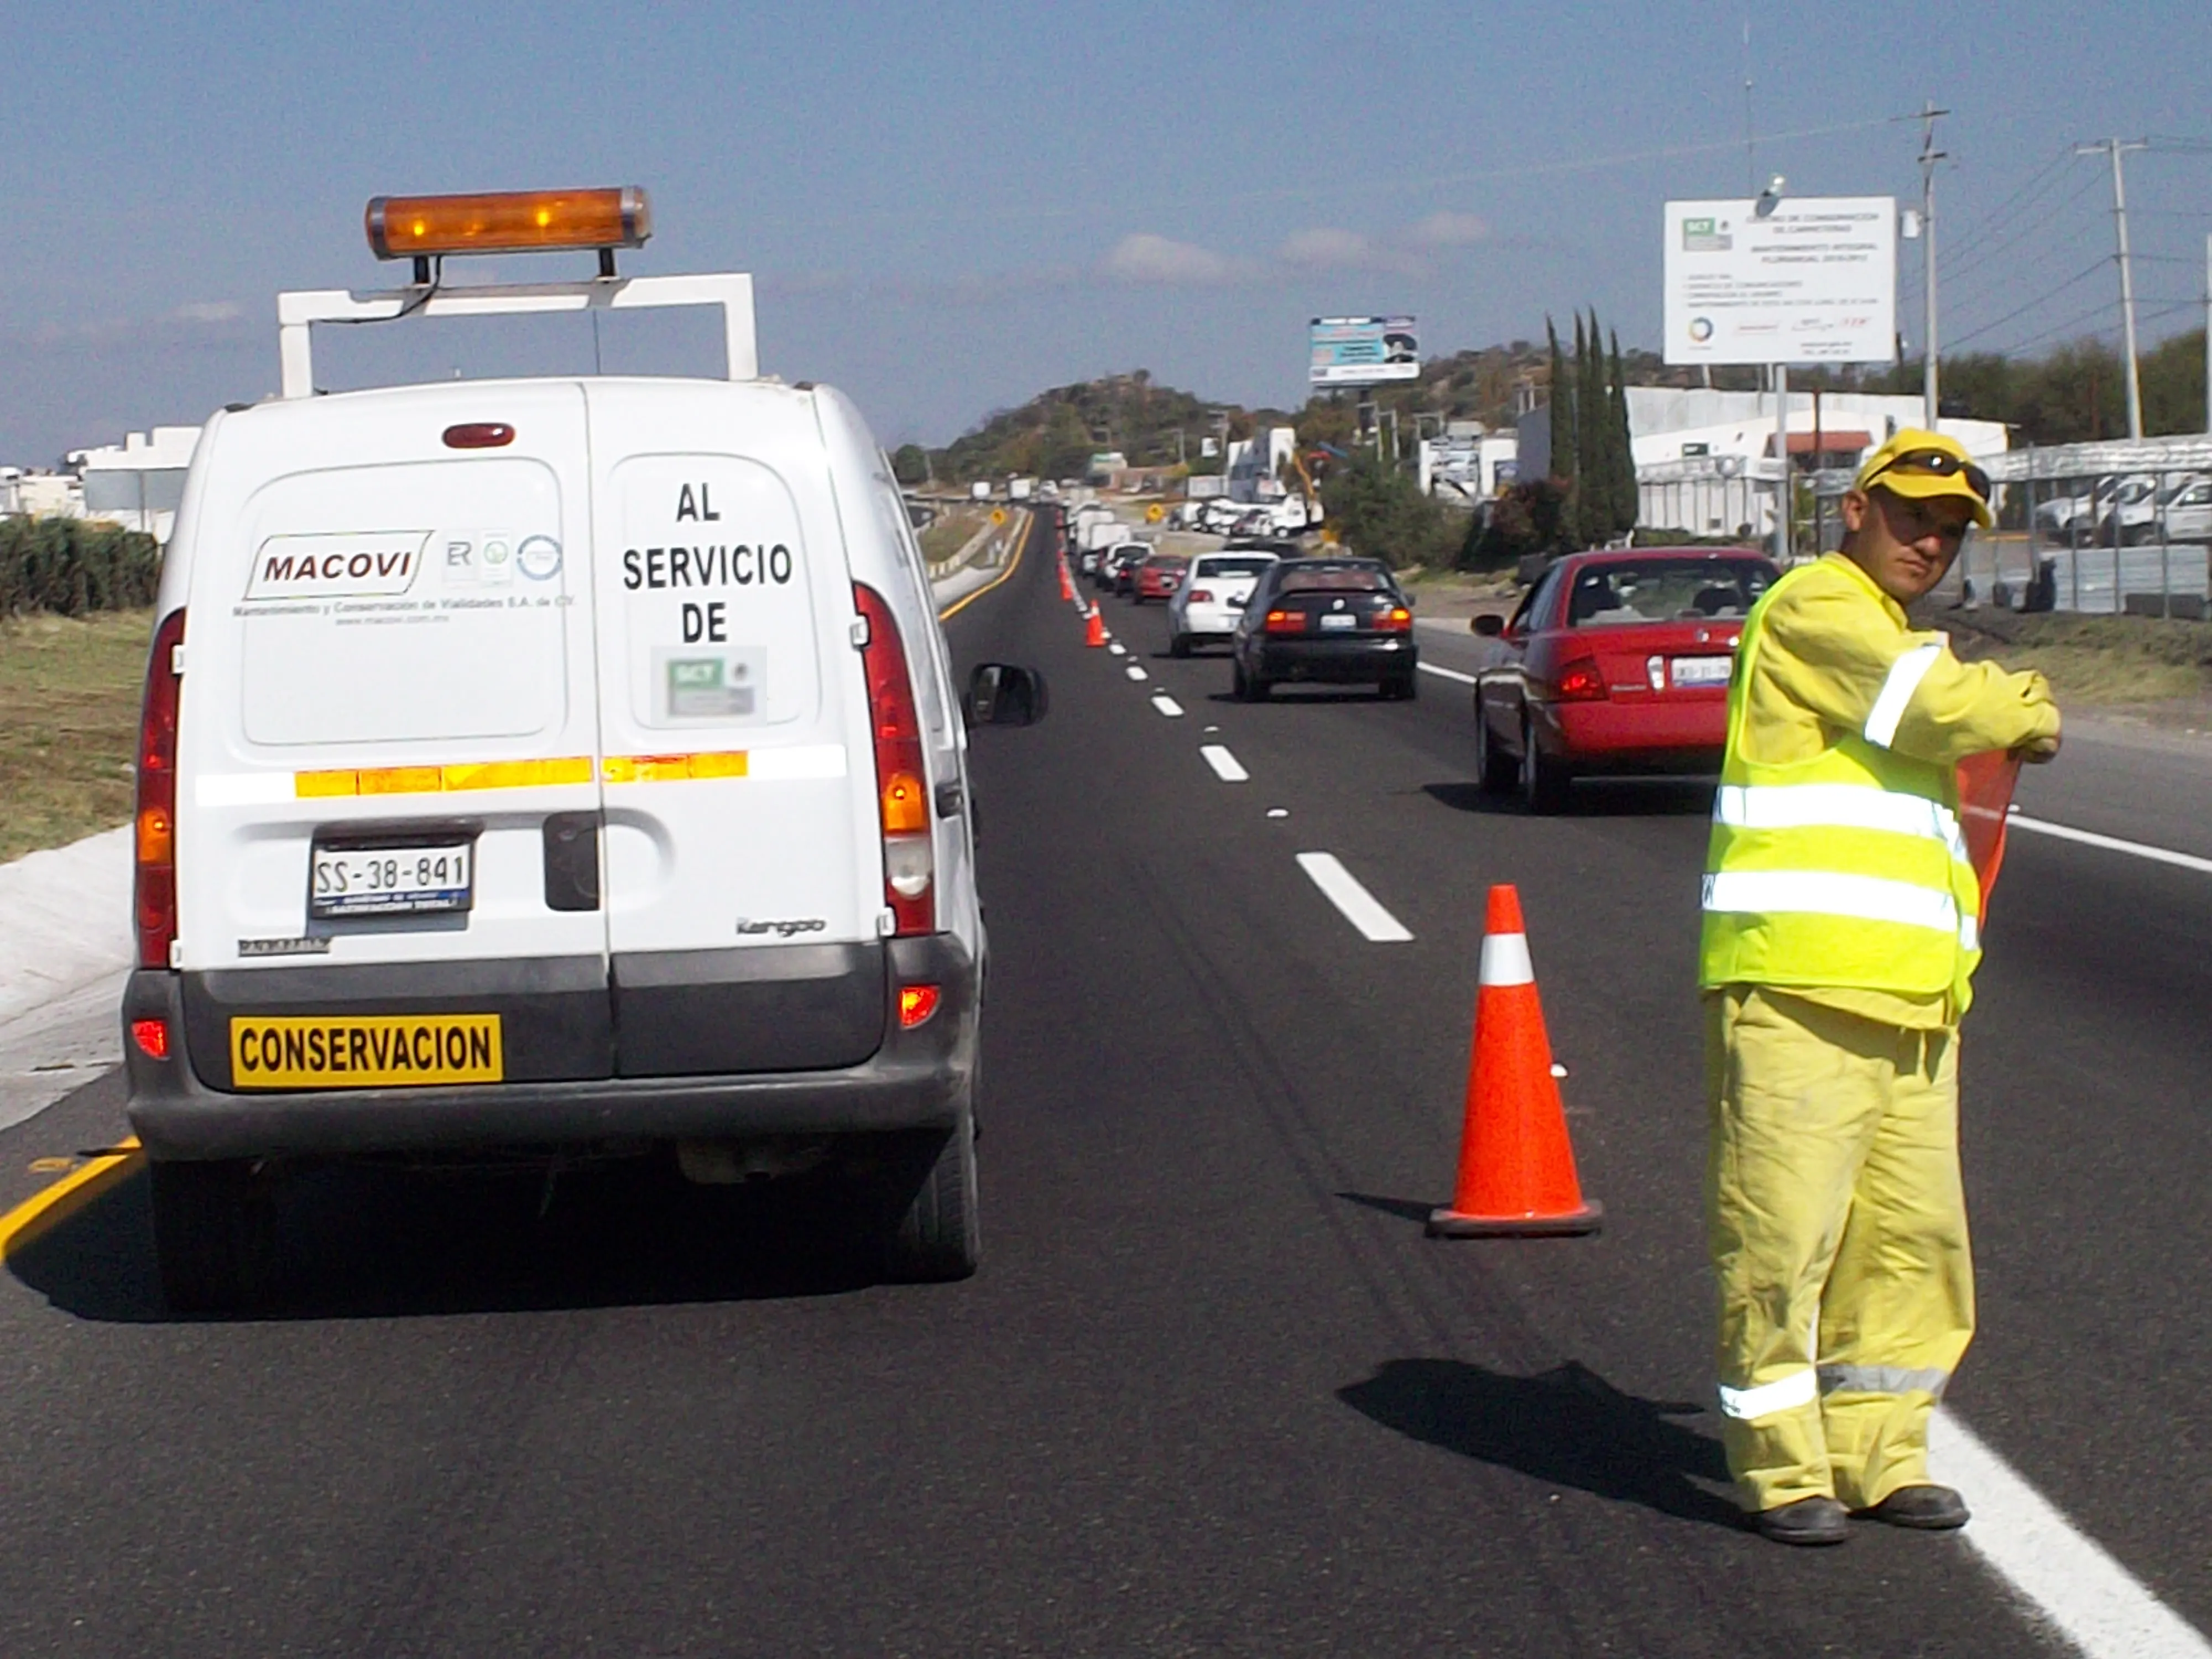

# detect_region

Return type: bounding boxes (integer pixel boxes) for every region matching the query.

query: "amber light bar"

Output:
[366,187,651,260]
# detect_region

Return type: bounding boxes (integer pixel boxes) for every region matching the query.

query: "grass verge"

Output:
[920,510,990,567]
[1931,607,2212,714]
[0,609,152,863]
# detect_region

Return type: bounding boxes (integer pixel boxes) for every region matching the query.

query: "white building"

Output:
[70,425,202,541]
[1420,421,1519,500]
[0,468,85,519]
[1517,389,2009,538]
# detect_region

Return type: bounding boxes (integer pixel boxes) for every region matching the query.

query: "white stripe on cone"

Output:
[1479,931,1533,986]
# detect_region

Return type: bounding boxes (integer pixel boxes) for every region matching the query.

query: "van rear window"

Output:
[235,460,570,747]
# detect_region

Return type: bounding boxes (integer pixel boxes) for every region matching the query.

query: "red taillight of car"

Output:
[135,608,187,969]
[1376,606,1412,632]
[1264,609,1307,633]
[1188,588,1214,604]
[898,984,941,1029]
[1551,651,1607,702]
[853,582,935,936]
[131,1018,171,1060]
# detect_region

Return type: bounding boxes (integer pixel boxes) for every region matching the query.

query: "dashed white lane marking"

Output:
[1266,807,1288,818]
[1151,694,1185,718]
[1126,664,1149,681]
[1929,1410,2212,1658]
[2009,813,2212,877]
[1295,852,1414,942]
[1199,745,1249,782]
[1418,661,1478,686]
[1109,642,1128,656]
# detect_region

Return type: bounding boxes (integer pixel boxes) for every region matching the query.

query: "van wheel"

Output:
[883,1110,979,1282]
[149,1159,274,1314]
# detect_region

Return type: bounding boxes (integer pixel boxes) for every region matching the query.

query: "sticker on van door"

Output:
[246,532,430,601]
[612,457,818,729]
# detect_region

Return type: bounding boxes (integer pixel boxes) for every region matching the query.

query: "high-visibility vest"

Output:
[1698,565,1983,1010]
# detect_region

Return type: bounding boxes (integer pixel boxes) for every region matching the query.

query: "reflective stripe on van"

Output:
[191,743,848,804]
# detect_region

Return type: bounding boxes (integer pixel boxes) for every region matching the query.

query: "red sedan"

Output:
[1470,547,1779,812]
[1131,551,1191,604]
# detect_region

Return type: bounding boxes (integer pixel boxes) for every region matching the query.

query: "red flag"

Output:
[1957,750,2023,916]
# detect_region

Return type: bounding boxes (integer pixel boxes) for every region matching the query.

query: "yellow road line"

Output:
[937,509,1031,622]
[0,1137,142,1260]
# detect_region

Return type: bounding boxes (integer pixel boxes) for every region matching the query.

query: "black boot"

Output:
[1855,1484,1969,1530]
[1754,1496,1851,1546]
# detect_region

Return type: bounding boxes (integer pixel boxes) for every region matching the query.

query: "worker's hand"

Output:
[2015,730,2062,764]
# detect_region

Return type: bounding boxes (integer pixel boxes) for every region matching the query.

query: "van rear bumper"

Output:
[123,935,978,1162]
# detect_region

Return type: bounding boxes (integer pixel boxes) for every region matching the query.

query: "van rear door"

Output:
[175,384,612,1089]
[586,383,885,1077]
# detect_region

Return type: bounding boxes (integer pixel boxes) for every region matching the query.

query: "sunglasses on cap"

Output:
[1863,448,1991,503]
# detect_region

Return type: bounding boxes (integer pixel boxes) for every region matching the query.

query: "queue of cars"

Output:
[1092,509,1778,814]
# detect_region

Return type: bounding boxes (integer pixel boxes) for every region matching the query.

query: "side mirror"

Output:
[1471,613,1505,638]
[964,663,1050,727]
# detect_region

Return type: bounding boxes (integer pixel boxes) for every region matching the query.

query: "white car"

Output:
[122,185,1048,1309]
[1168,551,1282,655]
[2102,473,2206,545]
[1198,498,1245,535]
[2162,477,2212,543]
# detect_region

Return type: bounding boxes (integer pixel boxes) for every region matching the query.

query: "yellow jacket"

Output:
[1712,553,2059,1028]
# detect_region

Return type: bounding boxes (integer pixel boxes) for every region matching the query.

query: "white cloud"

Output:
[1102,233,1245,286]
[171,301,243,325]
[1407,211,1489,249]
[1277,227,1427,276]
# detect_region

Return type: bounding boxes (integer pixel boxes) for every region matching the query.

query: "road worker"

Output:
[1699,429,2062,1546]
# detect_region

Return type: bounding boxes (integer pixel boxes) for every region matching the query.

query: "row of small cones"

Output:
[1057,541,1590,1230]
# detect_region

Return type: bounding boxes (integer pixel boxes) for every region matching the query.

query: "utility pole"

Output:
[2204,232,2210,435]
[2077,138,2150,440]
[1917,102,1949,430]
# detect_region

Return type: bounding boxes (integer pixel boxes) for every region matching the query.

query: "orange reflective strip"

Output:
[602,752,750,784]
[294,757,593,797]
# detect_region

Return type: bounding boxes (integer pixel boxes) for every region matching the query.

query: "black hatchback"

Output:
[1229,557,1418,700]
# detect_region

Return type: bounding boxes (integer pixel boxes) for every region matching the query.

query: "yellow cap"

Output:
[1852,428,1994,529]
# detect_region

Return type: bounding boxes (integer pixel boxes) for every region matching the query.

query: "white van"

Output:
[121,190,1045,1309]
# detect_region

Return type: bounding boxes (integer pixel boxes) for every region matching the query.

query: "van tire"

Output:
[149,1159,273,1314]
[883,1110,980,1282]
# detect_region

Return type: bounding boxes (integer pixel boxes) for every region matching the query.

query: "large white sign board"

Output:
[1309,316,1421,385]
[1663,197,1896,366]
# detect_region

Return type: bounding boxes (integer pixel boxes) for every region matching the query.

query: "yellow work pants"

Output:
[1704,987,1974,1513]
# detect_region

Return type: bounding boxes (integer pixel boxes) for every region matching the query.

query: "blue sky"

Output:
[4,0,2209,464]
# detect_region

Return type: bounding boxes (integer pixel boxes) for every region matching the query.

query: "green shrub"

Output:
[0,519,162,615]
[1318,453,1460,569]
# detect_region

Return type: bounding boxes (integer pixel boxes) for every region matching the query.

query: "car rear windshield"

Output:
[1279,564,1391,594]
[1564,559,1772,625]
[1194,556,1275,577]
[1142,554,1188,570]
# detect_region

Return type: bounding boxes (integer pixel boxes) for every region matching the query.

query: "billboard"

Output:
[1663,197,1897,366]
[1310,316,1421,385]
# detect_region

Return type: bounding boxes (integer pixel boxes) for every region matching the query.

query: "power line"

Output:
[1946,257,2110,351]
[1995,300,2124,356]
[1937,171,2105,291]
[1934,149,2073,267]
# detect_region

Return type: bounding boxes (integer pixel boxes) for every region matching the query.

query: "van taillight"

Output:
[135,608,186,969]
[853,583,935,936]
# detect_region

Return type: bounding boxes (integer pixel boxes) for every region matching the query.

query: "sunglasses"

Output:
[1864,448,1991,503]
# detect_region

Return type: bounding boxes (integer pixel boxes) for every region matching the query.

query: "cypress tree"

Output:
[1608,329,1639,535]
[1547,317,1577,549]
[1576,311,1606,546]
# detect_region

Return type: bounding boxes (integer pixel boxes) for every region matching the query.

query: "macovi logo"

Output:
[246,532,431,601]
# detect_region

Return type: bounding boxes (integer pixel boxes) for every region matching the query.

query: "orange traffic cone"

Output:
[1085,606,1107,648]
[1428,885,1603,1238]
[1059,560,1075,602]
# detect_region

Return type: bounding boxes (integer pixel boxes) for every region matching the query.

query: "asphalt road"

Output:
[1,521,2207,1655]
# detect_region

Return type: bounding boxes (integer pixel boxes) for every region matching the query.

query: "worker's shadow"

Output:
[1337,1358,1741,1529]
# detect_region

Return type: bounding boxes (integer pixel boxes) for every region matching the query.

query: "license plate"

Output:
[1319,613,1358,630]
[1671,655,1733,687]
[229,1014,503,1089]
[311,843,473,919]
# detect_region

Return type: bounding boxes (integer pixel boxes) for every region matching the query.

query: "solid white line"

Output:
[1418,661,1478,686]
[1150,694,1185,718]
[1199,744,1249,782]
[1295,852,1414,942]
[1126,664,1150,681]
[2010,813,2212,877]
[1930,1410,2212,1658]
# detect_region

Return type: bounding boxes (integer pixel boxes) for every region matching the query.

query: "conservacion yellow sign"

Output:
[229,1015,503,1088]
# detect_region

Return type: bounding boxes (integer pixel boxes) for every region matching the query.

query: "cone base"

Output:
[1426,1199,1603,1238]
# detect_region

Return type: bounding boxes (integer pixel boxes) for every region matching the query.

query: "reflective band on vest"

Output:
[1703,869,1959,936]
[1864,639,1946,749]
[1718,1369,1818,1421]
[1817,1363,1951,1399]
[1713,783,1969,864]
